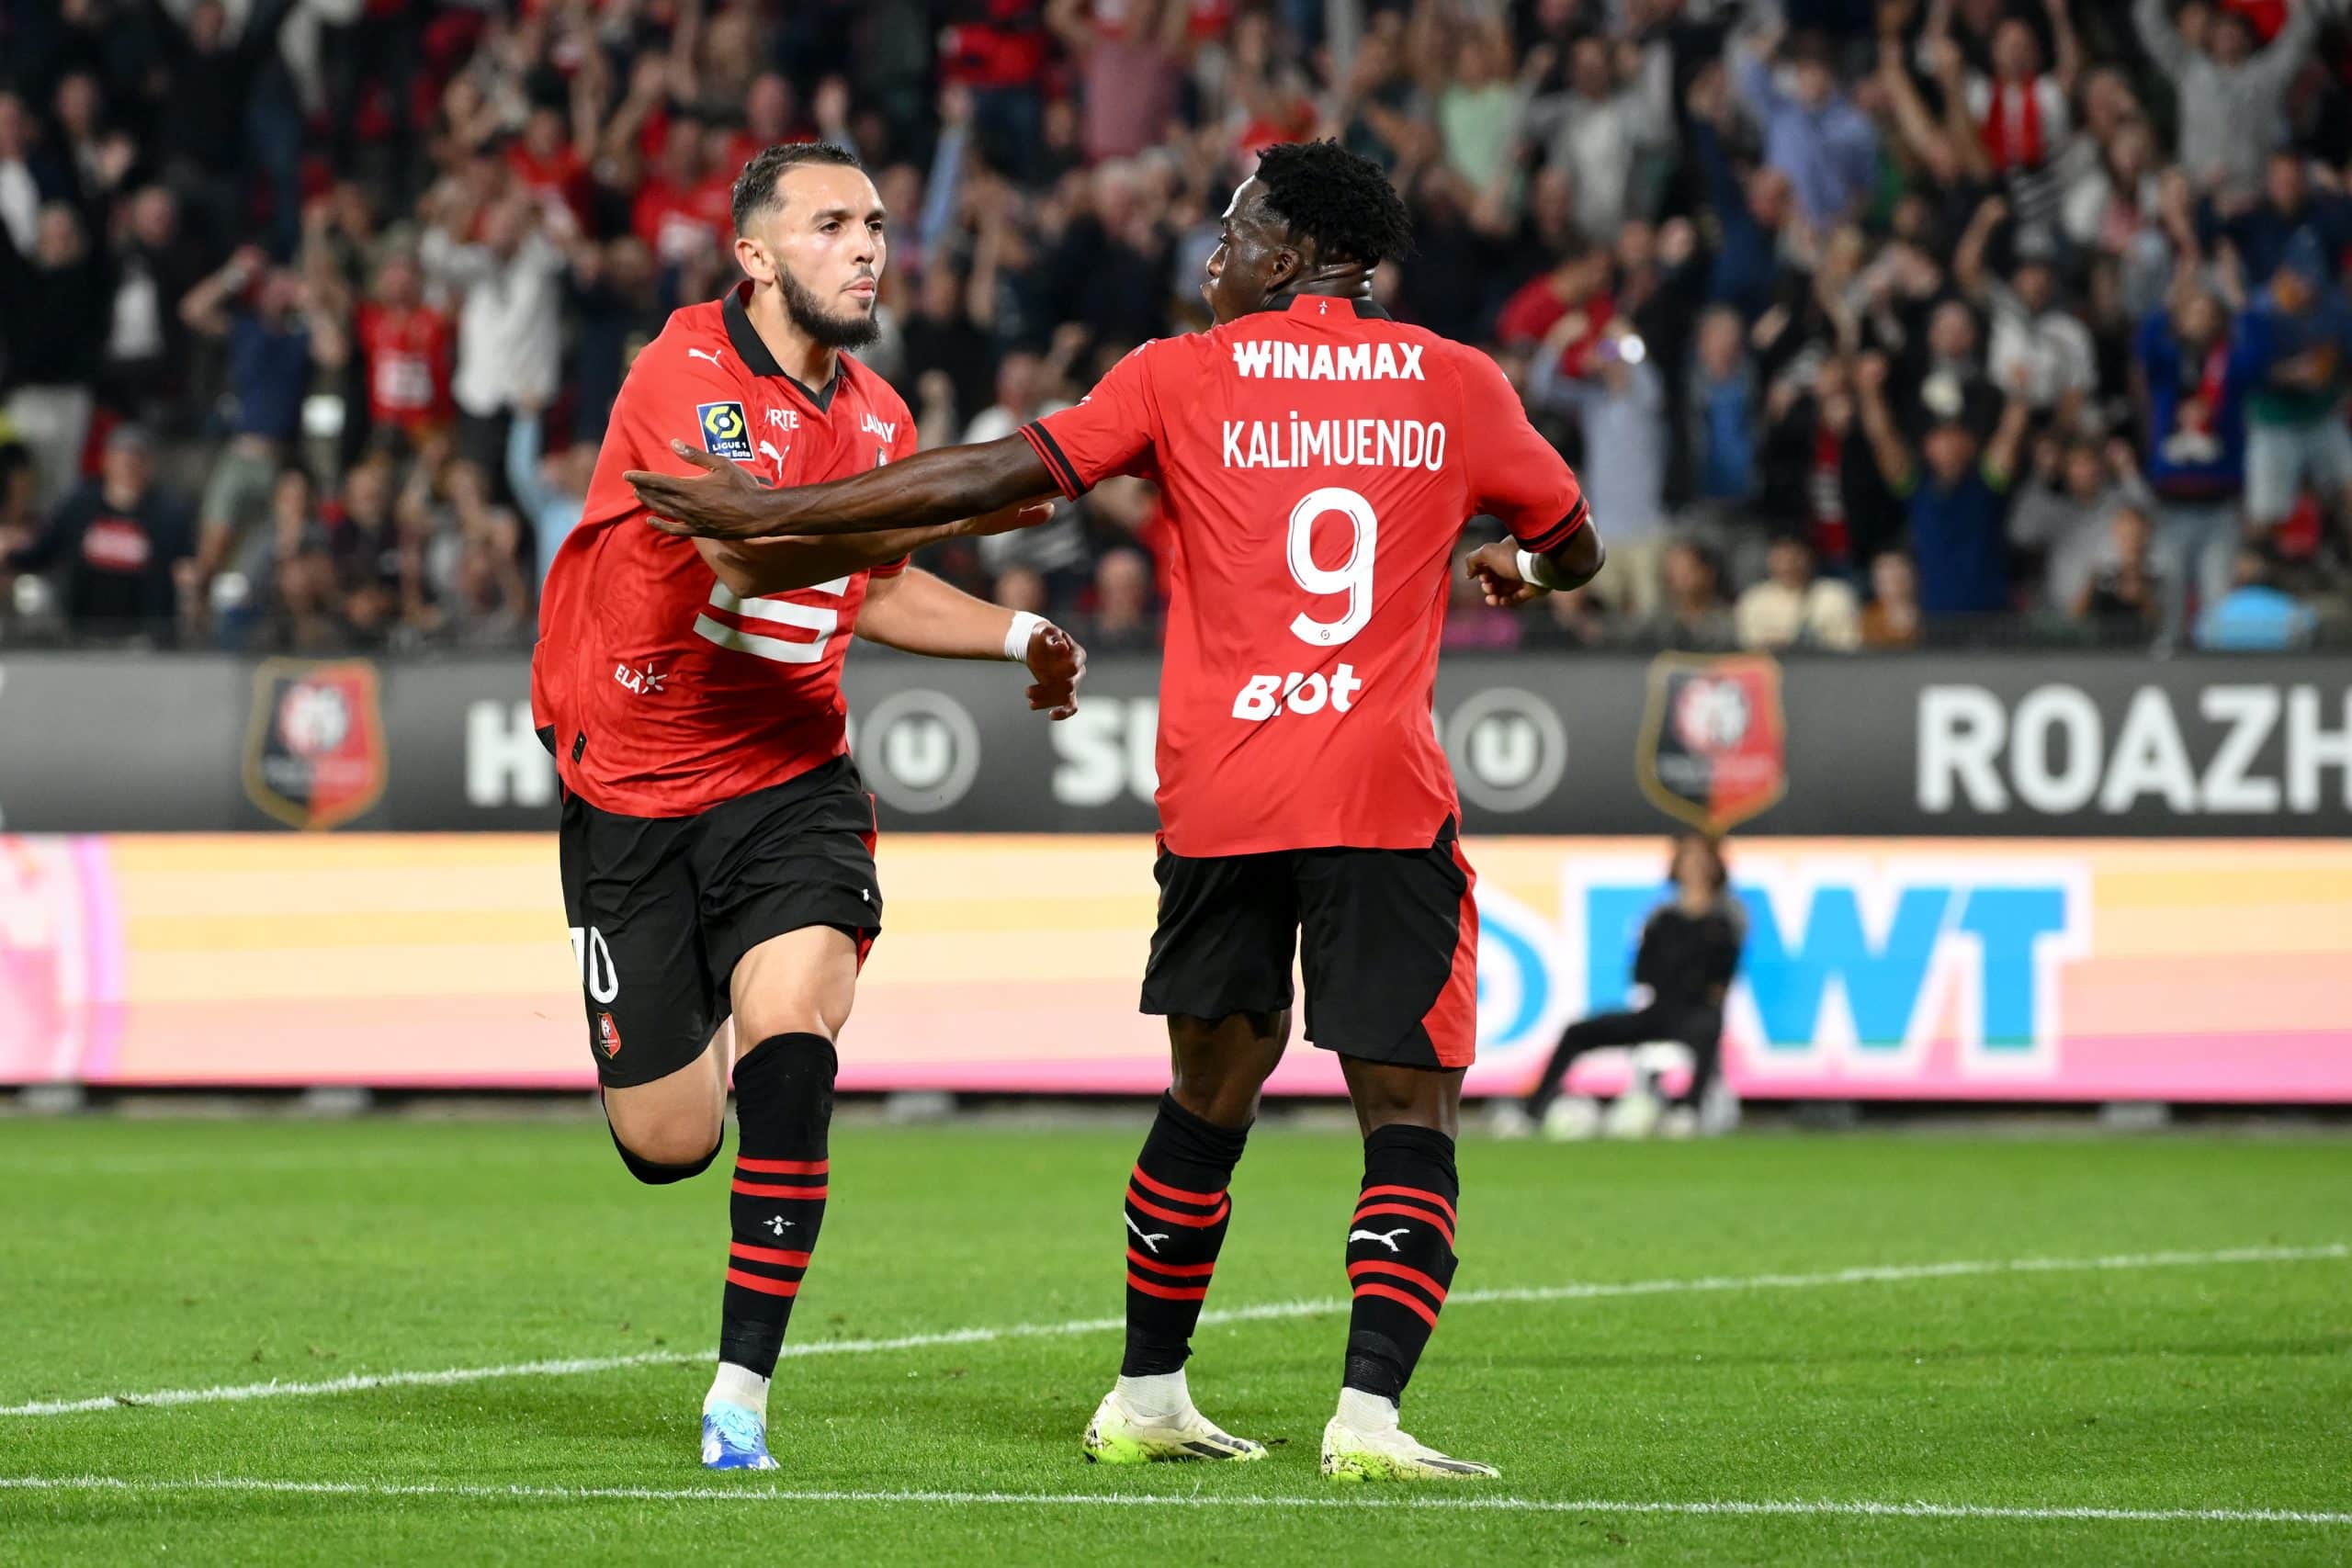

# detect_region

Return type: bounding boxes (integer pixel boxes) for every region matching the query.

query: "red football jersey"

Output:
[1022,296,1587,856]
[355,302,453,434]
[533,283,916,818]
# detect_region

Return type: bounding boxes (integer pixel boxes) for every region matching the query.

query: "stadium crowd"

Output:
[4,0,2350,654]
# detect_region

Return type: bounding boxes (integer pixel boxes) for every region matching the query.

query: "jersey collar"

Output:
[724,284,843,414]
[1255,292,1391,321]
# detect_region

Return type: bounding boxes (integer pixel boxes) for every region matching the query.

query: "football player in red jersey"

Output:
[537,141,1086,1472]
[628,141,1601,1482]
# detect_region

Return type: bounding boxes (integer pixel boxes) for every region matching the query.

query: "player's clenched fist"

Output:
[1464,540,1547,608]
[1023,623,1087,721]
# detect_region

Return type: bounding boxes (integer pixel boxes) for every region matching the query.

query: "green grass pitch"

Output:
[1,1116,2346,1564]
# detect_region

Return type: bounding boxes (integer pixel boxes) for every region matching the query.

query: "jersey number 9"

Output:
[1285,486,1377,647]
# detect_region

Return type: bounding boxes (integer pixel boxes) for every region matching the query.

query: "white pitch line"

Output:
[0,1476,2346,1526]
[4,1243,2342,1419]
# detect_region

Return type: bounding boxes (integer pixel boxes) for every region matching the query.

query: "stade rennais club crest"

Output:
[242,659,390,830]
[1635,653,1788,833]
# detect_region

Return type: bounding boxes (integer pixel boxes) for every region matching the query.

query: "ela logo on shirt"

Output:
[697,401,753,459]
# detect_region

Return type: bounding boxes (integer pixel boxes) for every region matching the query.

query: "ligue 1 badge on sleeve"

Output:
[1635,653,1787,833]
[242,659,389,830]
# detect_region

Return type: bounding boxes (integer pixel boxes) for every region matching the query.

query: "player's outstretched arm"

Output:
[1465,520,1606,608]
[855,568,1088,720]
[662,446,1054,598]
[628,434,1058,541]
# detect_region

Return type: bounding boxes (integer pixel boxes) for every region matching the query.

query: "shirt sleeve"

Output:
[1020,340,1164,499]
[1453,342,1589,552]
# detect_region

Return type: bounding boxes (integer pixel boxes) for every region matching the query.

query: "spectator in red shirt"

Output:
[632,116,733,271]
[505,99,589,228]
[1495,242,1616,379]
[353,253,455,445]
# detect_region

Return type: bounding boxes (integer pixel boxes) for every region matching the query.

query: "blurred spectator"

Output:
[1857,351,2033,622]
[0,203,109,507]
[423,188,566,485]
[1520,583,1610,650]
[2008,435,2154,616]
[2137,280,2256,641]
[1960,199,2096,429]
[2132,0,2317,199]
[2241,233,2352,546]
[2077,503,2165,644]
[2197,547,2320,648]
[1731,23,1876,231]
[347,249,455,449]
[181,245,345,589]
[247,465,342,652]
[1529,318,1668,616]
[964,348,1089,604]
[1521,30,1674,242]
[1689,306,1759,506]
[506,410,592,585]
[325,456,404,647]
[1735,536,1863,651]
[1087,547,1159,656]
[1633,539,1737,651]
[2,424,191,641]
[2215,152,2352,289]
[99,187,204,425]
[567,237,664,447]
[1861,549,1926,648]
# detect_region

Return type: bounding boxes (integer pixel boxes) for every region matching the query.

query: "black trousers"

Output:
[1522,1004,1724,1115]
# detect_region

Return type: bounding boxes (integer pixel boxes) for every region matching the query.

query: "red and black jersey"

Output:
[534,282,917,818]
[1022,296,1587,857]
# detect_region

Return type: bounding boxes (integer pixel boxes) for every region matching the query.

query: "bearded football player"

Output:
[628,140,1600,1481]
[536,141,1086,1472]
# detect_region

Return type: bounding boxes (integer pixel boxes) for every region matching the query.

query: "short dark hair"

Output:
[730,141,865,235]
[1253,140,1413,265]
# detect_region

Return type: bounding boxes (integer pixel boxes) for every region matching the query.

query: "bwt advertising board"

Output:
[0,653,2349,836]
[3,835,2346,1102]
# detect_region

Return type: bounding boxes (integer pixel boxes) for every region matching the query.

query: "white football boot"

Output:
[1082,1372,1266,1465]
[1320,1391,1498,1482]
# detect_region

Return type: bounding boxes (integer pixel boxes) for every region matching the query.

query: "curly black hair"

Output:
[731,141,864,234]
[1253,140,1415,265]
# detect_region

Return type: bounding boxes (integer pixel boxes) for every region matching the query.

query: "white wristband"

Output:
[1515,547,1558,591]
[1003,610,1046,662]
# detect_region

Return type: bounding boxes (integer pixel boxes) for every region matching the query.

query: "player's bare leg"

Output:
[1321,1058,1497,1482]
[697,925,860,1471]
[1083,1010,1283,1465]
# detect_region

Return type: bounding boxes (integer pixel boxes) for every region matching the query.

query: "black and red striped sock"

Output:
[1120,1093,1250,1377]
[1342,1124,1460,1404]
[718,1033,835,1380]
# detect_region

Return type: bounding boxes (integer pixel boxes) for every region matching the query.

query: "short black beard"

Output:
[778,265,880,350]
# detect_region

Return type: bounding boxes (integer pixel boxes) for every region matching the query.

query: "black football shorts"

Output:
[557,756,882,1089]
[1139,818,1480,1069]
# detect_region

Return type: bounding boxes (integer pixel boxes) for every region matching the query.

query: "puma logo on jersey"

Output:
[1230,340,1424,381]
[1349,1226,1410,1253]
[687,347,725,367]
[757,439,786,470]
[1125,1214,1170,1255]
